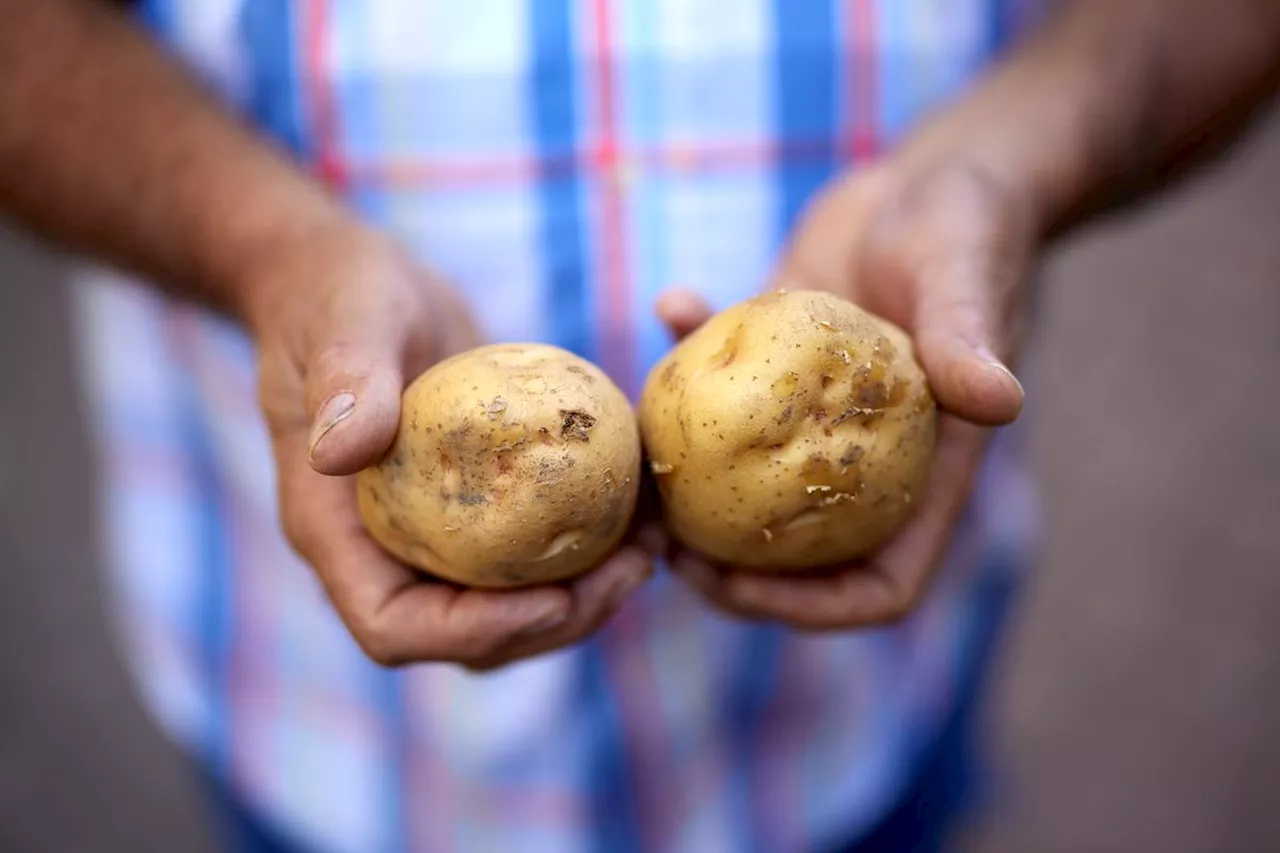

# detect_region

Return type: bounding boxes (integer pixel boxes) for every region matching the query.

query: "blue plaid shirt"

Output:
[72,2,1043,851]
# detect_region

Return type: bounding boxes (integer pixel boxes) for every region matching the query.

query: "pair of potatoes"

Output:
[357,290,938,589]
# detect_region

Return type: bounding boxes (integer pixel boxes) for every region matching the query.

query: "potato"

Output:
[357,343,642,589]
[639,289,937,570]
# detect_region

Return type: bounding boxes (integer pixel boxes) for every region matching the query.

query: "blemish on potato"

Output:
[812,317,838,332]
[564,365,595,383]
[780,508,826,532]
[771,371,801,399]
[516,374,549,394]
[537,529,585,561]
[712,335,742,368]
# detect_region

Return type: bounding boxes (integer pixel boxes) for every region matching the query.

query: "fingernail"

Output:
[989,361,1025,397]
[308,392,356,460]
[977,350,1024,397]
[517,602,569,637]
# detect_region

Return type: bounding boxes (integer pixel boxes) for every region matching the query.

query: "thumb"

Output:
[655,287,714,341]
[910,258,1025,427]
[305,322,408,477]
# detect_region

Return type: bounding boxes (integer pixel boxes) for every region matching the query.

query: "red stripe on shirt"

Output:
[847,0,879,160]
[590,0,634,393]
[329,136,852,188]
[302,0,348,188]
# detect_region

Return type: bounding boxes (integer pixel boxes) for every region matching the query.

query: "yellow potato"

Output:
[639,289,937,570]
[357,343,642,588]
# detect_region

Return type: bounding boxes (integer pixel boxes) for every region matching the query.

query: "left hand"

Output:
[657,156,1032,630]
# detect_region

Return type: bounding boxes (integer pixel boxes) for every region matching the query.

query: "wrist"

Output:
[214,199,372,338]
[890,7,1154,243]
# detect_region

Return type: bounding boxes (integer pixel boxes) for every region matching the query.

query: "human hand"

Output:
[657,157,1031,630]
[244,223,653,669]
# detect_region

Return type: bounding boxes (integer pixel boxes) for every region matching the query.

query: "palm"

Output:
[658,161,1028,629]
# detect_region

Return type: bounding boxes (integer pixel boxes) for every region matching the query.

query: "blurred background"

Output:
[2,110,1279,853]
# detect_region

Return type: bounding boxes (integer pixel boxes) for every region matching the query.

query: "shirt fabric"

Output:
[71,2,1043,852]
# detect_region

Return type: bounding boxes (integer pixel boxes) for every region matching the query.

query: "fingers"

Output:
[670,416,987,631]
[274,426,578,666]
[466,507,664,669]
[277,419,657,669]
[855,416,987,604]
[670,552,905,630]
[466,547,653,671]
[655,287,714,341]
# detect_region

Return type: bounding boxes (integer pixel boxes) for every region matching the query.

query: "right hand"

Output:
[243,222,654,671]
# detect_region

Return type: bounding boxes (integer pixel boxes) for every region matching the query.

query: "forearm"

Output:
[900,0,1280,238]
[0,0,352,329]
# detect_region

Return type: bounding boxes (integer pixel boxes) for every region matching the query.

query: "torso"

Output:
[73,3,1042,851]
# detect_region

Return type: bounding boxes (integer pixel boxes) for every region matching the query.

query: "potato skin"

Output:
[639,290,937,570]
[357,343,641,589]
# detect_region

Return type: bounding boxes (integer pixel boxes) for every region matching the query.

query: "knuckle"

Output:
[256,350,305,433]
[465,631,514,662]
[353,627,410,669]
[345,610,411,668]
[437,608,515,663]
[462,655,509,675]
[794,617,843,635]
[312,339,358,369]
[827,574,918,627]
[310,341,368,388]
[876,584,918,625]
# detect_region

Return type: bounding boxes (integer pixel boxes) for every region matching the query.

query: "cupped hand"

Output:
[657,158,1033,630]
[245,223,653,670]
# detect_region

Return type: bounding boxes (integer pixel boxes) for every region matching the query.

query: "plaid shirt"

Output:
[71,2,1043,851]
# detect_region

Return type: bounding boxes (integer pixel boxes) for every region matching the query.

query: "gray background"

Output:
[2,112,1279,852]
